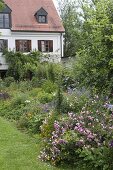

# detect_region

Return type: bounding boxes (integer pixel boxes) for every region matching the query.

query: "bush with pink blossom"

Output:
[40,96,113,169]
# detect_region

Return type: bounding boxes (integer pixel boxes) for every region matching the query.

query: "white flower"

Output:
[25,100,30,103]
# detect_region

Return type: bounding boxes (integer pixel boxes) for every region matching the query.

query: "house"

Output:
[0,0,64,77]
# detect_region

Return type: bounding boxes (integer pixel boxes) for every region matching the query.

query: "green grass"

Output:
[0,117,67,170]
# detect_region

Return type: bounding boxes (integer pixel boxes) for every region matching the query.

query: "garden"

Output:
[0,48,113,170]
[1,0,113,169]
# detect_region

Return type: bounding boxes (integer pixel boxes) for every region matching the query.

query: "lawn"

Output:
[0,117,67,170]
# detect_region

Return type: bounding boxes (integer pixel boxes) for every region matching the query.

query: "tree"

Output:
[74,0,113,95]
[58,0,82,57]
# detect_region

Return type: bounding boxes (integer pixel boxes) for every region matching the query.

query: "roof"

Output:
[3,0,65,32]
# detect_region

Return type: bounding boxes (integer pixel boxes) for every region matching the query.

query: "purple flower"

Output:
[58,139,67,144]
[109,140,113,147]
[54,121,60,130]
[76,139,84,146]
[87,134,95,140]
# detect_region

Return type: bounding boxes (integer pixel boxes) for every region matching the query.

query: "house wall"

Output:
[0,29,64,70]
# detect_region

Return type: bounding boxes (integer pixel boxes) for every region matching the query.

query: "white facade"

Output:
[0,29,64,70]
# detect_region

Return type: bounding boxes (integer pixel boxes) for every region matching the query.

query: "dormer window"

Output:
[0,4,12,29]
[35,7,48,24]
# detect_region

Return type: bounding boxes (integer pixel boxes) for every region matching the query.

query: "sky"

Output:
[53,0,58,9]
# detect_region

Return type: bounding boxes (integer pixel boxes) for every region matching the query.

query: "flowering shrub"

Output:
[40,96,113,169]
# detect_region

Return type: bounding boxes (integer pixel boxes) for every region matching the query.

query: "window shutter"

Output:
[16,40,20,51]
[28,40,31,52]
[49,40,53,52]
[38,40,41,51]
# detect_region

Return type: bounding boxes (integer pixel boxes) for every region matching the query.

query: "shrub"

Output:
[45,63,63,83]
[4,50,42,80]
[54,87,89,114]
[42,80,57,93]
[16,97,51,133]
[17,111,46,134]
[34,63,47,81]
[61,89,89,113]
[18,81,33,92]
[11,93,28,107]
[40,96,113,169]
[41,112,59,139]
[62,68,76,91]
[29,87,54,103]
[46,63,56,82]
[31,77,41,88]
[37,90,54,104]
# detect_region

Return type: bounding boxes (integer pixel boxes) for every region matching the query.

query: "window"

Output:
[0,14,10,28]
[0,39,8,52]
[38,15,47,23]
[35,7,48,23]
[38,40,53,52]
[15,40,31,52]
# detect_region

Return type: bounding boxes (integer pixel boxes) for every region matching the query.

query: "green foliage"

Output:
[34,63,47,82]
[36,90,53,104]
[17,109,46,134]
[60,90,89,114]
[61,66,75,90]
[29,87,54,104]
[31,77,41,88]
[46,63,56,82]
[11,93,28,107]
[55,86,63,113]
[73,0,113,95]
[0,78,57,133]
[58,0,82,57]
[42,80,57,93]
[0,78,4,90]
[3,76,15,87]
[41,112,58,139]
[4,50,42,80]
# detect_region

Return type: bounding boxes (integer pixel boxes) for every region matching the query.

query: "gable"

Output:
[35,7,48,16]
